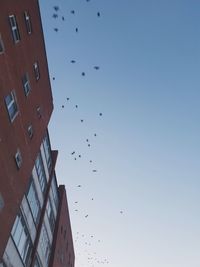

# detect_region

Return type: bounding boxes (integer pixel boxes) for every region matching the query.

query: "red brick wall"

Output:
[49,186,75,267]
[0,0,53,258]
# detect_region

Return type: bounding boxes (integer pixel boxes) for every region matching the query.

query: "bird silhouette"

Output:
[53,6,59,11]
[61,105,64,108]
[94,133,97,137]
[88,144,90,147]
[97,12,101,17]
[71,60,76,63]
[75,105,78,108]
[77,185,81,187]
[74,157,77,160]
[78,155,81,158]
[81,72,85,76]
[75,27,78,33]
[92,170,97,172]
[54,28,58,32]
[75,201,78,203]
[67,97,70,101]
[52,14,58,19]
[52,77,55,80]
[62,16,65,21]
[71,151,75,155]
[71,10,75,14]
[94,66,100,70]
[85,215,89,218]
[89,160,92,163]
[99,112,102,116]
[81,119,84,122]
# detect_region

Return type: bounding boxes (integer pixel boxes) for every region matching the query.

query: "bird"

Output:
[74,157,77,160]
[71,151,75,155]
[78,155,81,158]
[75,201,78,204]
[89,160,92,163]
[62,16,65,21]
[86,139,89,142]
[99,112,102,116]
[54,28,58,32]
[97,12,100,17]
[53,6,59,12]
[52,77,55,80]
[75,105,78,108]
[75,209,78,212]
[67,97,70,101]
[52,14,58,19]
[91,198,94,200]
[94,66,100,70]
[85,215,89,218]
[81,119,84,122]
[61,105,64,108]
[71,10,75,14]
[88,144,90,147]
[92,170,97,172]
[77,185,81,187]
[75,27,78,33]
[94,133,97,137]
[70,60,76,63]
[120,211,123,214]
[81,72,85,76]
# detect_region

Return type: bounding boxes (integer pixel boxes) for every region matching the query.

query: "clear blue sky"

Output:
[39,1,200,266]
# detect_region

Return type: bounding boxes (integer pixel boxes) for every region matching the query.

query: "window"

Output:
[24,11,32,34]
[27,124,33,139]
[51,174,59,208]
[39,225,51,265]
[36,106,42,118]
[11,214,32,265]
[33,257,41,267]
[46,199,55,232]
[35,153,47,193]
[0,34,5,54]
[5,91,18,122]
[27,180,40,224]
[15,149,22,169]
[22,73,31,96]
[33,62,40,81]
[9,15,20,43]
[42,133,52,171]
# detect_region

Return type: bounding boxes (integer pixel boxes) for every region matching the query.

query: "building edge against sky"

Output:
[0,1,74,267]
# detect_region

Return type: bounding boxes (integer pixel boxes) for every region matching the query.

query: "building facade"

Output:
[0,1,74,267]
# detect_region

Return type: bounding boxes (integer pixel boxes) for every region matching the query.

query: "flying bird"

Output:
[75,105,78,108]
[75,27,78,33]
[71,151,75,155]
[67,97,70,101]
[71,60,76,63]
[89,160,92,163]
[53,6,59,12]
[97,12,101,17]
[99,112,102,116]
[81,72,85,76]
[92,170,97,172]
[62,16,65,21]
[85,215,89,218]
[54,28,58,32]
[61,105,64,108]
[77,185,81,187]
[88,144,90,147]
[81,119,84,122]
[78,155,81,158]
[71,10,75,14]
[94,66,100,70]
[94,133,97,137]
[52,14,58,19]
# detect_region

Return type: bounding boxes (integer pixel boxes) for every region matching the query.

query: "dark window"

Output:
[33,62,40,81]
[42,132,52,171]
[35,153,47,193]
[5,91,18,122]
[26,180,40,224]
[11,213,32,265]
[24,11,32,34]
[9,15,20,43]
[27,124,33,139]
[14,149,22,169]
[51,174,59,208]
[22,73,31,96]
[0,34,5,54]
[46,199,55,232]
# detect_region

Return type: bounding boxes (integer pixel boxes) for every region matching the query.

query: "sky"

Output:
[39,1,200,267]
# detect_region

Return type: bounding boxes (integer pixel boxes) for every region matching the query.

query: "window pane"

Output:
[27,181,40,223]
[35,154,47,193]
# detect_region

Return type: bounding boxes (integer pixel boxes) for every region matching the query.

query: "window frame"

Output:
[24,11,32,34]
[35,153,47,194]
[22,72,31,96]
[11,213,32,266]
[9,15,20,43]
[5,91,18,122]
[14,149,22,169]
[0,33,5,54]
[26,179,41,224]
[33,62,40,81]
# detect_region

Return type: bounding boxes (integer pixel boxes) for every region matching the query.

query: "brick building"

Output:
[0,1,74,267]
